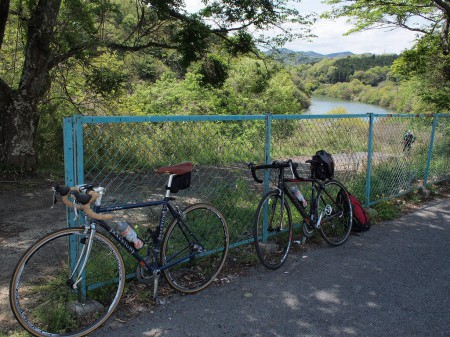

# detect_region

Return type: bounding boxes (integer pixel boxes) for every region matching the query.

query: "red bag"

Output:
[348,194,370,232]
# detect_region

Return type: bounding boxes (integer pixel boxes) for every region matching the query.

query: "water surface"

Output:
[305,95,393,115]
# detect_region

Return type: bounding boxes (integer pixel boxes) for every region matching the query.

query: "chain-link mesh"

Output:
[80,118,266,246]
[427,115,450,184]
[370,115,433,200]
[270,115,370,194]
[65,114,450,250]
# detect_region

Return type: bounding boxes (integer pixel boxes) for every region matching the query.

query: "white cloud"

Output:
[285,17,419,54]
[185,0,420,54]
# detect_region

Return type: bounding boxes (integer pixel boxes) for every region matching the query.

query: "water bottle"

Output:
[115,221,143,250]
[290,186,307,207]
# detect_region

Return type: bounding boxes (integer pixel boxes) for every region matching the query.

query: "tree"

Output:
[390,35,450,112]
[323,0,450,113]
[0,0,313,171]
[323,0,450,55]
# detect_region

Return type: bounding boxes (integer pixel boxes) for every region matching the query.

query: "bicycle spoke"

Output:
[254,191,292,270]
[10,228,125,337]
[317,180,352,246]
[162,204,229,293]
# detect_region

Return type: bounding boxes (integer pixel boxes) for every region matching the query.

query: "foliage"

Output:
[298,54,397,85]
[391,35,450,113]
[0,0,316,171]
[372,198,403,220]
[319,0,450,114]
[350,66,390,86]
[323,0,450,55]
[193,55,229,88]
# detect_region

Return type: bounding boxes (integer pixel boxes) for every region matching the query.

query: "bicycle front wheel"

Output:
[10,228,125,337]
[317,180,353,246]
[254,191,293,270]
[162,203,229,293]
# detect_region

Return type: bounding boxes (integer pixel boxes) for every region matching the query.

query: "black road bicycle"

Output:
[248,157,353,270]
[10,162,229,337]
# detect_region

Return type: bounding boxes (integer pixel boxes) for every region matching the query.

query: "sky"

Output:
[186,0,420,55]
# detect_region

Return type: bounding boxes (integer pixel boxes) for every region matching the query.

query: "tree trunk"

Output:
[0,0,61,171]
[0,91,40,170]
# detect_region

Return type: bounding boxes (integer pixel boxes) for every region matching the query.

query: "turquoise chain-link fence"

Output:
[63,113,449,249]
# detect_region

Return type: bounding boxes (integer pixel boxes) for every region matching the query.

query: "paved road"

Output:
[92,198,450,337]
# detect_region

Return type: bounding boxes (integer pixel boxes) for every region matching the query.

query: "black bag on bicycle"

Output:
[311,150,334,180]
[169,172,191,193]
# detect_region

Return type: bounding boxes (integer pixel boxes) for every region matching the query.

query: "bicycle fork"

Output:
[67,225,96,296]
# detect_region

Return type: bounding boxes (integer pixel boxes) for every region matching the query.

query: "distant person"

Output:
[403,130,416,152]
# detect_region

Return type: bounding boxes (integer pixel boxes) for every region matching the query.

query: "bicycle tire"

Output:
[10,227,125,337]
[254,190,293,270]
[162,203,229,293]
[317,180,353,246]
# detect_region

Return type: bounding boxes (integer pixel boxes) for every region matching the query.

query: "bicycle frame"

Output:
[267,163,343,233]
[250,159,353,270]
[273,165,320,228]
[67,195,206,302]
[92,198,200,274]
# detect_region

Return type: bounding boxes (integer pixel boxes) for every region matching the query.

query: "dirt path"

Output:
[0,180,67,332]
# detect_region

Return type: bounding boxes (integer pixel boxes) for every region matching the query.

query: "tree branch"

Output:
[107,40,178,52]
[434,0,450,14]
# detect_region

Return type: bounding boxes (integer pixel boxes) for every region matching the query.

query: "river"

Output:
[305,94,393,115]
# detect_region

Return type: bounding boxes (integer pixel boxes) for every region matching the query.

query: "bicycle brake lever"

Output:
[51,187,57,209]
[73,198,79,220]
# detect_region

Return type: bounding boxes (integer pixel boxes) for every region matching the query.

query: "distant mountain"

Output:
[266,48,355,64]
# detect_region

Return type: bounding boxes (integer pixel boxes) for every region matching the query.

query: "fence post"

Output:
[424,114,438,187]
[63,115,85,227]
[63,116,88,299]
[263,113,272,191]
[74,115,85,184]
[259,113,273,243]
[365,113,375,207]
[63,116,77,228]
[63,116,76,188]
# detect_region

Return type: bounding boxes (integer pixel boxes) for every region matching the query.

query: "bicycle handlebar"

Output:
[248,160,301,183]
[52,183,113,221]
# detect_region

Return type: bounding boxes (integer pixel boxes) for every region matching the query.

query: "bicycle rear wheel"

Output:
[317,180,353,246]
[254,191,293,270]
[10,228,125,337]
[162,203,229,293]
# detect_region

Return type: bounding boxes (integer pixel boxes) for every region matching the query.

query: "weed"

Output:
[372,198,403,221]
[0,330,31,337]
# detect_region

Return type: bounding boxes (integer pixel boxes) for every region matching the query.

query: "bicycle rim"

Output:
[162,203,229,293]
[317,180,353,246]
[254,191,292,270]
[10,228,125,337]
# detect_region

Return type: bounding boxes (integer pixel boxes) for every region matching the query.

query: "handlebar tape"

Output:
[57,185,113,221]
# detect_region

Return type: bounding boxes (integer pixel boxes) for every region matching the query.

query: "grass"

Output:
[370,180,449,222]
[0,331,31,337]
